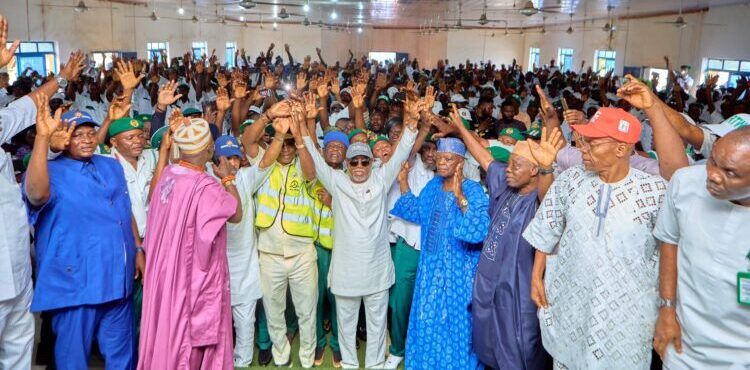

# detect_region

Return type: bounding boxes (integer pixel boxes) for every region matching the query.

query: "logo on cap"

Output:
[130,119,139,127]
[505,128,512,134]
[618,119,630,133]
[75,112,83,118]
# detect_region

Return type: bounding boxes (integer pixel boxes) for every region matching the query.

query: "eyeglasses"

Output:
[348,158,371,167]
[573,132,616,151]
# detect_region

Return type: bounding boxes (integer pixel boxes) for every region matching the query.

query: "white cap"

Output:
[451,94,467,103]
[458,107,472,122]
[704,113,750,137]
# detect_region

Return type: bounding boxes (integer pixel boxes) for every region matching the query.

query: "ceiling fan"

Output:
[449,0,506,26]
[219,0,303,10]
[654,0,726,29]
[518,1,562,16]
[37,0,116,12]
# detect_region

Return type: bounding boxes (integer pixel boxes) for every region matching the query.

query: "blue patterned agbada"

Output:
[390,176,489,370]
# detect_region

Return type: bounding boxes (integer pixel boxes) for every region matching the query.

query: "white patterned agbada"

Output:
[522,166,667,370]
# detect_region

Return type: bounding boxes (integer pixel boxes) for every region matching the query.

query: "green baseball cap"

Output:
[369,135,389,150]
[151,126,167,149]
[486,146,511,163]
[182,107,203,117]
[499,127,525,142]
[108,117,144,139]
[134,114,152,123]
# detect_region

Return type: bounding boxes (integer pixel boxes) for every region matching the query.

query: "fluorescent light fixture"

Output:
[303,4,310,12]
[177,7,185,15]
[331,11,338,20]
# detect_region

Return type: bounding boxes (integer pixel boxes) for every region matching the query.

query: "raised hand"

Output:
[452,161,465,206]
[330,77,340,95]
[398,161,410,190]
[114,60,145,91]
[350,84,365,110]
[33,93,63,138]
[375,73,387,91]
[303,91,320,119]
[0,14,20,69]
[59,50,86,82]
[107,95,132,121]
[216,86,234,112]
[527,127,565,169]
[403,93,421,129]
[168,108,188,132]
[617,74,654,110]
[231,78,248,100]
[217,73,229,88]
[296,72,308,91]
[316,78,329,98]
[563,109,586,126]
[263,70,277,90]
[272,116,292,136]
[423,85,437,111]
[267,100,292,120]
[535,85,558,124]
[157,81,183,109]
[213,156,236,179]
[195,59,205,74]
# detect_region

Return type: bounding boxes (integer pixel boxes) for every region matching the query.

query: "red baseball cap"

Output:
[571,107,642,144]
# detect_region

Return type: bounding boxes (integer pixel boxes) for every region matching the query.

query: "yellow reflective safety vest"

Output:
[255,160,315,238]
[311,181,334,249]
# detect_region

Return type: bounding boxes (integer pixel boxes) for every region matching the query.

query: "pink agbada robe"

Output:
[138,165,237,370]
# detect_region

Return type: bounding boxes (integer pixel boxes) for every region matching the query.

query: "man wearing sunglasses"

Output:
[299,109,418,369]
[522,107,668,370]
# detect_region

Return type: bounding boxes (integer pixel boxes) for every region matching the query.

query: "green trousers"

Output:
[256,291,299,350]
[315,243,339,351]
[388,237,420,357]
[133,280,142,355]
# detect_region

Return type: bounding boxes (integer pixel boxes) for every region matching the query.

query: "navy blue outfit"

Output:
[471,161,550,370]
[391,177,489,370]
[23,155,136,370]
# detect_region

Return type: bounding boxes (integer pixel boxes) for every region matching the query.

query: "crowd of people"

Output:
[0,12,749,370]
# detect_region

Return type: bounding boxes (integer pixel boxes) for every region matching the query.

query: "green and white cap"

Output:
[704,113,750,137]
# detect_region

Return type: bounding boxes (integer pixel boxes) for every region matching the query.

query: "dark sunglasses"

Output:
[348,158,371,167]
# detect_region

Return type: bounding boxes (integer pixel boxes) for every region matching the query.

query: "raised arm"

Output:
[451,105,493,171]
[25,93,63,207]
[299,108,336,190]
[290,100,316,181]
[618,75,689,180]
[97,95,132,145]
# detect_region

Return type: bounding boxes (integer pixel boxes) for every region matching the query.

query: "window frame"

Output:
[557,48,574,72]
[528,47,540,72]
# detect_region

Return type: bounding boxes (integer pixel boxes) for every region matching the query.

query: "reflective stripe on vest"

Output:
[255,160,315,238]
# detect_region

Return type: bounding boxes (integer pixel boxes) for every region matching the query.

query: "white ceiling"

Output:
[83,0,750,28]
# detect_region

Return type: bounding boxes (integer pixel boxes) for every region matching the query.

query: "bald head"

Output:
[706,126,750,203]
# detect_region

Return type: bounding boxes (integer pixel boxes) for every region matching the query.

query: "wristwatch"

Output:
[56,76,68,88]
[658,297,675,309]
[135,246,144,254]
[539,166,555,175]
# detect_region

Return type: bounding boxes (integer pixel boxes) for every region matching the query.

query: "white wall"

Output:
[2,0,749,78]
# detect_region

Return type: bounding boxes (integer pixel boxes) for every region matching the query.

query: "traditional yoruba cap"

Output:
[182,107,203,117]
[340,87,352,95]
[377,95,390,103]
[214,135,243,158]
[151,126,167,149]
[512,140,539,166]
[437,137,466,156]
[134,114,152,122]
[331,101,345,110]
[324,130,349,149]
[62,110,99,127]
[173,117,212,155]
[369,135,389,150]
[500,127,525,141]
[346,142,373,159]
[571,107,641,144]
[524,121,543,139]
[704,113,750,137]
[108,117,144,139]
[347,128,365,141]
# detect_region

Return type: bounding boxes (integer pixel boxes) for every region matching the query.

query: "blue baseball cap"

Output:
[61,110,99,127]
[214,135,243,159]
[323,130,349,149]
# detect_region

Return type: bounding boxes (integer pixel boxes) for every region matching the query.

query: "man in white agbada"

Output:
[523,107,667,370]
[652,126,750,369]
[299,105,418,369]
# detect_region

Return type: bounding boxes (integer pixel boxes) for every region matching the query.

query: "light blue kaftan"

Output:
[391,176,489,370]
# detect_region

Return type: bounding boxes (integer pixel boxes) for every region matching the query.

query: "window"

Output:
[192,41,208,60]
[225,41,237,68]
[528,47,540,71]
[5,41,57,84]
[147,42,169,62]
[368,52,397,65]
[558,48,574,72]
[594,50,616,75]
[705,57,750,88]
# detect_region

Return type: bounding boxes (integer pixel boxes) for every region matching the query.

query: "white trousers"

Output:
[0,281,34,370]
[335,290,389,369]
[231,299,257,367]
[259,248,318,368]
